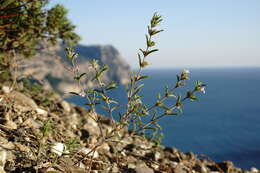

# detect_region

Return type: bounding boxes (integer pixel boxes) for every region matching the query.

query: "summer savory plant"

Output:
[66,13,206,165]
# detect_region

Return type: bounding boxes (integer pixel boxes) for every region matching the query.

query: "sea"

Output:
[66,67,260,169]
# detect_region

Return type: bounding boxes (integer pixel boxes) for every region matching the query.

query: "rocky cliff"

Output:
[17,44,131,94]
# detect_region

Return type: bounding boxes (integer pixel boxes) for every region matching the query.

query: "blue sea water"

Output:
[66,67,260,169]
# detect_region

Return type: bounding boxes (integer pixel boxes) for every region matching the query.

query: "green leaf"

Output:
[139,49,147,57]
[69,92,79,96]
[109,100,118,104]
[165,111,178,116]
[138,53,142,67]
[111,105,120,112]
[186,91,197,101]
[147,49,159,55]
[144,127,157,131]
[74,72,86,81]
[176,75,180,82]
[140,48,159,57]
[145,34,150,47]
[132,84,144,96]
[79,72,86,79]
[137,75,149,81]
[106,81,117,91]
[157,93,161,100]
[99,65,109,74]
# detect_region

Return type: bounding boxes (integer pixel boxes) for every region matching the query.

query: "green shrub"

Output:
[0,0,80,85]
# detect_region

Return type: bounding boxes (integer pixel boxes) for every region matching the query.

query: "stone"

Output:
[14,143,30,153]
[217,161,233,173]
[164,147,178,154]
[36,108,48,115]
[59,100,71,112]
[81,148,99,159]
[127,156,138,169]
[124,144,135,152]
[51,142,65,156]
[135,163,154,173]
[193,163,208,173]
[128,163,136,169]
[97,142,110,153]
[80,129,90,141]
[22,118,42,129]
[5,120,17,130]
[250,167,258,173]
[173,163,190,173]
[0,169,6,173]
[169,161,178,168]
[2,86,11,94]
[111,164,119,173]
[45,167,61,173]
[145,151,162,161]
[185,152,195,160]
[9,91,38,109]
[150,162,159,170]
[83,116,100,136]
[0,150,7,172]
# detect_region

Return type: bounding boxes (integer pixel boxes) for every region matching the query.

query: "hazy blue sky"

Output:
[51,0,260,68]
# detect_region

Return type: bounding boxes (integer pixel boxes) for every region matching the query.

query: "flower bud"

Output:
[141,61,150,68]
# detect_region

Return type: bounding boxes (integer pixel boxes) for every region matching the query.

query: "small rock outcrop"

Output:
[17,44,131,94]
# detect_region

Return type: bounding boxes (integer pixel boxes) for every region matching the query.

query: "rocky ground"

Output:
[0,80,259,173]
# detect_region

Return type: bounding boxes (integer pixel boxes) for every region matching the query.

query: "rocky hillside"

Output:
[0,81,259,172]
[17,44,130,94]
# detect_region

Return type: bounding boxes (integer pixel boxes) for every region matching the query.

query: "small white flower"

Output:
[200,87,206,94]
[51,142,65,156]
[176,105,181,110]
[79,90,86,97]
[133,98,142,105]
[183,69,190,74]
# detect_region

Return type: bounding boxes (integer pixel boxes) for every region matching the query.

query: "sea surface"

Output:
[66,67,260,169]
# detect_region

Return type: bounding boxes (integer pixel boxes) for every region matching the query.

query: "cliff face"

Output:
[18,44,131,94]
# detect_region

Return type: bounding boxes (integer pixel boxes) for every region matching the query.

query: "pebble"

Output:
[36,108,48,115]
[135,163,154,173]
[250,167,259,173]
[22,118,42,129]
[50,142,65,156]
[5,120,17,130]
[0,150,7,170]
[2,86,12,94]
[59,100,71,112]
[81,148,99,159]
[169,161,178,168]
[97,142,110,153]
[10,91,38,109]
[154,151,161,161]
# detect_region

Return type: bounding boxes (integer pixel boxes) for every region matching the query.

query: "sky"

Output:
[50,0,260,68]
